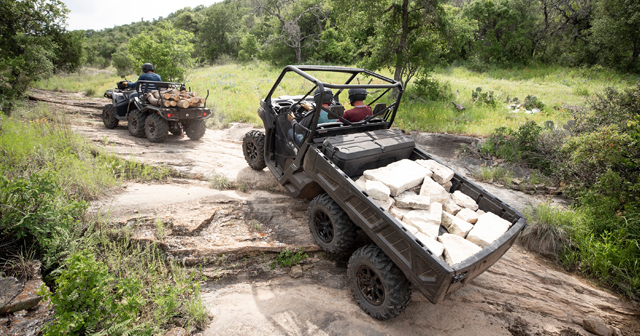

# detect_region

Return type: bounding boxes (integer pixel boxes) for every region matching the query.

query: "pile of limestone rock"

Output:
[355,159,513,267]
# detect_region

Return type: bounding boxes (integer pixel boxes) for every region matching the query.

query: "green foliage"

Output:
[271,249,308,269]
[471,87,496,106]
[411,76,453,101]
[589,0,640,71]
[0,0,68,108]
[128,22,194,81]
[481,121,552,173]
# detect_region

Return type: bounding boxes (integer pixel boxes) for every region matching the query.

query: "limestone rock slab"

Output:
[389,206,411,221]
[364,159,431,196]
[419,177,450,203]
[355,177,367,190]
[376,197,394,212]
[466,212,511,248]
[583,316,613,336]
[452,190,478,211]
[395,194,430,210]
[429,202,443,225]
[0,279,45,314]
[365,180,390,201]
[438,234,482,266]
[456,208,479,224]
[399,221,419,235]
[0,277,23,309]
[442,212,474,237]
[441,181,452,192]
[443,197,462,215]
[414,232,445,257]
[416,159,454,184]
[404,210,440,238]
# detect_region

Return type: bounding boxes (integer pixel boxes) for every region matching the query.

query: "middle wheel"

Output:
[307,194,358,255]
[145,113,169,143]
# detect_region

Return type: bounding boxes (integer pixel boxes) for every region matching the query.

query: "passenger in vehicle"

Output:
[343,88,372,122]
[287,87,336,145]
[127,63,162,102]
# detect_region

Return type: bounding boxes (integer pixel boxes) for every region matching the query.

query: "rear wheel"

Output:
[184,119,206,140]
[242,130,266,170]
[169,122,182,136]
[102,104,119,129]
[145,113,169,143]
[128,110,146,138]
[307,194,358,255]
[347,245,411,320]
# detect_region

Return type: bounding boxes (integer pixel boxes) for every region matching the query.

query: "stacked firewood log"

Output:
[144,89,206,108]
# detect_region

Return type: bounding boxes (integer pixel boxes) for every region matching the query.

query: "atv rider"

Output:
[287,87,337,145]
[127,63,161,102]
[342,88,372,122]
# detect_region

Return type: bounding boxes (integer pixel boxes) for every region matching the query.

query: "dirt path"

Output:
[30,90,639,335]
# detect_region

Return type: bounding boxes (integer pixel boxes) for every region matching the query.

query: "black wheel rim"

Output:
[149,120,156,135]
[356,265,385,306]
[245,141,259,162]
[313,210,333,243]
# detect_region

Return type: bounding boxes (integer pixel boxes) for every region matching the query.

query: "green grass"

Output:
[33,62,640,136]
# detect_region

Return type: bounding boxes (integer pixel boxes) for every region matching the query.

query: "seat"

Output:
[371,103,387,117]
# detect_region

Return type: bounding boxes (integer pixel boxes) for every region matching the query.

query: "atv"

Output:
[102,80,211,143]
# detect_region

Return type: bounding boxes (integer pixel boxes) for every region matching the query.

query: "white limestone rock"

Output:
[477,209,486,216]
[456,208,479,224]
[419,177,450,203]
[442,212,474,237]
[442,197,462,215]
[365,180,390,201]
[404,210,440,239]
[399,221,419,235]
[441,181,453,192]
[376,197,395,211]
[415,232,445,257]
[355,177,367,190]
[438,234,483,266]
[452,190,478,211]
[389,207,411,221]
[363,159,432,196]
[416,159,454,184]
[466,212,511,248]
[395,194,431,210]
[429,202,443,225]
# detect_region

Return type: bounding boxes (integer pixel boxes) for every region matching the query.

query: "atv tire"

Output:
[347,244,411,320]
[242,130,266,170]
[307,194,358,255]
[145,113,169,143]
[169,122,182,136]
[128,110,147,138]
[102,104,119,129]
[184,119,206,140]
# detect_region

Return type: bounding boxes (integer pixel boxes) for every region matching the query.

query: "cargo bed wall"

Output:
[304,145,526,304]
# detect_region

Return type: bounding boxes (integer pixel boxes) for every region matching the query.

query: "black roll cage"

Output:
[266,65,404,143]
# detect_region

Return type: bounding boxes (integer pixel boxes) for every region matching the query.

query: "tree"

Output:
[0,0,69,111]
[254,0,325,63]
[127,22,194,82]
[197,1,245,61]
[53,30,84,72]
[334,0,448,96]
[590,0,640,70]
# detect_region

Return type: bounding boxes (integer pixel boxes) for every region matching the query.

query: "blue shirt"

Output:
[318,110,337,124]
[127,72,162,88]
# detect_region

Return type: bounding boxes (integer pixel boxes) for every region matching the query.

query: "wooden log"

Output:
[170,100,177,107]
[199,97,206,104]
[177,99,190,108]
[148,95,159,106]
[151,90,159,99]
[189,97,200,105]
[162,100,172,107]
[163,92,172,100]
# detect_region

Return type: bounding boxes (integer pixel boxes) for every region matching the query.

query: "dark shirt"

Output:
[343,105,373,122]
[127,72,162,88]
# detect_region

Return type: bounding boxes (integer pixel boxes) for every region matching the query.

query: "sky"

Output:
[60,0,222,31]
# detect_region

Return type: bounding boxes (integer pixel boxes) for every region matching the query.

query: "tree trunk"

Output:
[393,0,410,98]
[295,46,302,63]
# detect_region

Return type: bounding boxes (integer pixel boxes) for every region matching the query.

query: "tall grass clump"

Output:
[484,85,640,299]
[0,102,206,334]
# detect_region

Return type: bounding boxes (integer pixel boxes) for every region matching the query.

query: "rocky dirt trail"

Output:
[29,90,640,335]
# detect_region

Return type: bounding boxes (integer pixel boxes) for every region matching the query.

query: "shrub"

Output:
[412,77,453,101]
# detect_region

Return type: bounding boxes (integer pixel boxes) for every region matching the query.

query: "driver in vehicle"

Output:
[342,88,372,122]
[127,63,161,101]
[287,87,337,145]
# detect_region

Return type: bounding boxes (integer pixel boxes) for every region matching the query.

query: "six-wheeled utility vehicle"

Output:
[242,65,526,320]
[103,80,211,143]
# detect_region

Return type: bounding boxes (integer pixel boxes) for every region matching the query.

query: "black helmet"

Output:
[142,63,154,73]
[348,88,368,104]
[314,87,333,105]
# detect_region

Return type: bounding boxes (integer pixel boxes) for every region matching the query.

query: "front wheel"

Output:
[128,110,146,138]
[102,104,119,129]
[307,194,358,255]
[145,113,169,143]
[242,130,266,170]
[184,119,206,140]
[347,245,412,320]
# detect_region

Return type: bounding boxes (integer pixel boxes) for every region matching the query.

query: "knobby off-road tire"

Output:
[242,130,266,170]
[307,194,358,255]
[347,244,411,320]
[128,110,147,138]
[102,104,119,129]
[145,113,169,143]
[169,122,182,136]
[185,119,206,140]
